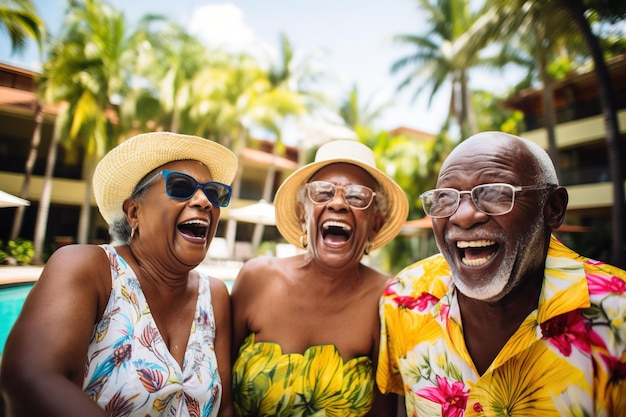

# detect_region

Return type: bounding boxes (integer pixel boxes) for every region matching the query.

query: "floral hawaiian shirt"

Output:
[377,235,626,417]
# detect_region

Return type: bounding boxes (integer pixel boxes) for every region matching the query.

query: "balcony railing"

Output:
[559,165,611,186]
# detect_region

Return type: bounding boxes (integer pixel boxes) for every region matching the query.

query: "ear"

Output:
[296,202,306,232]
[123,198,139,229]
[370,211,385,239]
[545,186,568,230]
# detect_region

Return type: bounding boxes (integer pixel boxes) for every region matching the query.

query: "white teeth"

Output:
[462,253,494,267]
[181,219,208,226]
[322,221,352,231]
[457,240,496,248]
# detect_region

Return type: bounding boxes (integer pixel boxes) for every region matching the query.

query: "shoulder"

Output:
[231,256,288,302]
[235,255,285,285]
[207,275,230,300]
[45,244,110,278]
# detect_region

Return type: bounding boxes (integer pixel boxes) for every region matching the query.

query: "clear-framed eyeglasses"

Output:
[306,180,376,210]
[419,183,557,218]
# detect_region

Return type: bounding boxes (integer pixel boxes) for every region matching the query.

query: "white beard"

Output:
[452,216,545,302]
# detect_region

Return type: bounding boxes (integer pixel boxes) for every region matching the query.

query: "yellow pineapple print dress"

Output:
[233,333,375,416]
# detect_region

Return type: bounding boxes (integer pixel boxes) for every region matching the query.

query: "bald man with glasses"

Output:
[377,131,626,417]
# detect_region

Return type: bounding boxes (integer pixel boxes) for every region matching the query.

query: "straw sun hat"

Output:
[274,139,409,251]
[93,131,238,225]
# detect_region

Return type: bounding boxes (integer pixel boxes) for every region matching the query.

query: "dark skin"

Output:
[431,132,568,375]
[0,160,234,417]
[231,163,397,416]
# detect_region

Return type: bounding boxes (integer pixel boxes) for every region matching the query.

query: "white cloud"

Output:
[188,4,257,53]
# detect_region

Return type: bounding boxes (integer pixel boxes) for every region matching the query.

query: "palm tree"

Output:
[0,0,44,54]
[32,0,129,261]
[391,0,498,139]
[484,0,589,180]
[339,84,390,130]
[487,0,625,267]
[2,0,46,241]
[558,0,626,267]
[121,17,212,134]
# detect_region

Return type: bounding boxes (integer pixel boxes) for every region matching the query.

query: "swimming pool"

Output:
[0,282,35,355]
[0,279,234,355]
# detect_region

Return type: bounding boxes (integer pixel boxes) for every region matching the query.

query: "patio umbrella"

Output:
[228,199,276,226]
[0,190,30,208]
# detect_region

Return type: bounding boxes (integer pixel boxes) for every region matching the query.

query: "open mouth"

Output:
[457,240,498,267]
[178,219,209,239]
[322,220,352,244]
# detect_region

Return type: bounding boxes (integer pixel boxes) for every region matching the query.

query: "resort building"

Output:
[503,55,626,262]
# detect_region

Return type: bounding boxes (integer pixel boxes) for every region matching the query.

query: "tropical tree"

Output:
[223,34,328,253]
[484,0,590,180]
[339,84,390,130]
[391,0,499,139]
[0,0,44,54]
[33,0,130,262]
[2,0,46,241]
[557,0,626,267]
[118,17,213,134]
[487,0,625,267]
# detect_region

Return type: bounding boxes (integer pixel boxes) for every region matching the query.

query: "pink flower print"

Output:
[417,375,468,417]
[439,303,450,321]
[541,311,604,356]
[392,292,439,312]
[473,402,483,412]
[587,273,626,295]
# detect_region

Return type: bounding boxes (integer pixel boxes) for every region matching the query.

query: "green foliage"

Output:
[0,240,6,264]
[0,239,35,265]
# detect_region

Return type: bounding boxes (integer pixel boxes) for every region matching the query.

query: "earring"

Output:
[299,232,308,248]
[364,242,373,255]
[130,227,137,240]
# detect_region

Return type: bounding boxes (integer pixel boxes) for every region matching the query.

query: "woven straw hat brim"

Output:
[274,151,408,251]
[93,131,238,225]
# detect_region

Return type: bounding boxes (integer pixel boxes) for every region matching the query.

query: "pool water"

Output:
[0,282,35,355]
[0,279,234,355]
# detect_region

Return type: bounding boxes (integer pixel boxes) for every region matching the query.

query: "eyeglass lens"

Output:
[423,184,515,217]
[164,171,231,207]
[307,181,375,209]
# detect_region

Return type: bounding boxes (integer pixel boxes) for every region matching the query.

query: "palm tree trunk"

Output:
[225,132,248,258]
[566,1,625,267]
[251,141,281,253]
[11,101,43,240]
[77,157,96,244]
[32,125,60,265]
[535,30,561,181]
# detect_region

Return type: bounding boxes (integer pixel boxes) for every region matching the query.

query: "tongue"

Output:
[464,246,496,261]
[324,234,348,244]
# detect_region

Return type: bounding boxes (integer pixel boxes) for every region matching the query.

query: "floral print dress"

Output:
[232,333,375,416]
[82,245,222,417]
[377,235,626,417]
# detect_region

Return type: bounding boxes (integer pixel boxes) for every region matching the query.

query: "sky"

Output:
[0,0,500,137]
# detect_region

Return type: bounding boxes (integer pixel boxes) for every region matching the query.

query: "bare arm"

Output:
[209,277,234,417]
[230,258,264,359]
[0,244,111,417]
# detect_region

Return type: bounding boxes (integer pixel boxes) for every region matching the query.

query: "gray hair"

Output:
[108,215,132,246]
[106,181,151,246]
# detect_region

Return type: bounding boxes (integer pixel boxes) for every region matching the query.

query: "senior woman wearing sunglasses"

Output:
[1,132,237,417]
[230,140,409,416]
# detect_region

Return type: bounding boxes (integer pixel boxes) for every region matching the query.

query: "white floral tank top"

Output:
[82,245,222,416]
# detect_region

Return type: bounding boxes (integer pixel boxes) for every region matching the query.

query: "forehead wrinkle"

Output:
[438,155,521,187]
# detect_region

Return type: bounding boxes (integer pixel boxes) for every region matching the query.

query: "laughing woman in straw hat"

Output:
[231,140,409,416]
[1,132,237,417]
